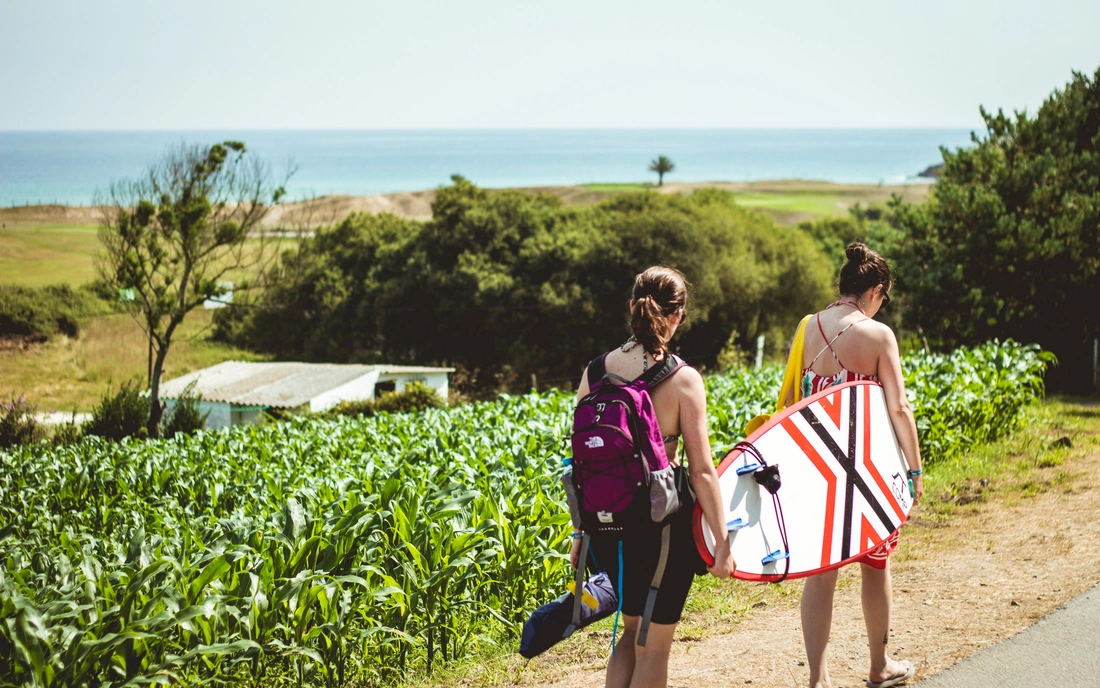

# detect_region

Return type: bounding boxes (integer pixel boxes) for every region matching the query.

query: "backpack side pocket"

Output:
[648,464,680,522]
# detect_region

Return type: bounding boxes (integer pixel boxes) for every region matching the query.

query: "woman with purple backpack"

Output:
[569,266,734,688]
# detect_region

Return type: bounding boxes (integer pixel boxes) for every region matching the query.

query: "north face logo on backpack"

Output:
[585,436,605,449]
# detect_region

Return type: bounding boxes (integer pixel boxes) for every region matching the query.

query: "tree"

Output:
[96,141,289,436]
[890,66,1100,392]
[222,178,833,394]
[648,155,675,186]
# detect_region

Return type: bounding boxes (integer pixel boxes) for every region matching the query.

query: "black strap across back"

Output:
[586,351,685,391]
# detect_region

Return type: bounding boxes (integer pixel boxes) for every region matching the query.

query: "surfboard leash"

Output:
[732,441,791,583]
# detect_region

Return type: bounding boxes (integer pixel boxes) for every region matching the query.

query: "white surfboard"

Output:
[694,380,913,581]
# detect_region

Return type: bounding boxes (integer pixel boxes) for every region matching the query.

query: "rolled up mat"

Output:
[519,572,616,659]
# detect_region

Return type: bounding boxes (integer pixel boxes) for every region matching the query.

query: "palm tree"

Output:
[648,155,675,186]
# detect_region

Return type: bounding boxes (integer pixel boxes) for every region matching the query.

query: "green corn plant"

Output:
[0,341,1050,686]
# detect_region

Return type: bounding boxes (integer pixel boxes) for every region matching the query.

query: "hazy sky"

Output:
[2,0,1098,130]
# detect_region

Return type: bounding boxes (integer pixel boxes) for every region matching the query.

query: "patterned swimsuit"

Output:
[801,312,899,569]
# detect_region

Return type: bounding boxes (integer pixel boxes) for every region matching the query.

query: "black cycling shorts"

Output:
[587,489,705,626]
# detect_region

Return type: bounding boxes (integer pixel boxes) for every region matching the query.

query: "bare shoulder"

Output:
[860,319,898,345]
[669,363,705,394]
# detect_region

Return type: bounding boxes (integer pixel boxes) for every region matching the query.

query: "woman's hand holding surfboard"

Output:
[706,539,734,578]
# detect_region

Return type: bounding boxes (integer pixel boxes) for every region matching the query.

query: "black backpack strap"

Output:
[639,354,685,390]
[637,523,671,647]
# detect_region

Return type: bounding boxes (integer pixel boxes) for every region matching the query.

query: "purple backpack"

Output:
[570,352,685,533]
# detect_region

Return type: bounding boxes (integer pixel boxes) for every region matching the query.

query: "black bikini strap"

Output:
[585,353,608,387]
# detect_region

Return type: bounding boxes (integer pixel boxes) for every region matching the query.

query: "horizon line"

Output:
[0,125,980,134]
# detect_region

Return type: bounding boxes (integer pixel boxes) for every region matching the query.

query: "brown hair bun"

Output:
[838,242,892,297]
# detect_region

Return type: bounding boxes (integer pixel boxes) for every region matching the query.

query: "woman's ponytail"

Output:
[630,266,688,357]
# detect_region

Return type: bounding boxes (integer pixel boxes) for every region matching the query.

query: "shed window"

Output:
[374,380,397,396]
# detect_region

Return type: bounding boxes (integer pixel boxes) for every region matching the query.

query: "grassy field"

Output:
[0,308,268,413]
[0,224,101,286]
[579,180,931,223]
[728,190,855,217]
[578,182,652,193]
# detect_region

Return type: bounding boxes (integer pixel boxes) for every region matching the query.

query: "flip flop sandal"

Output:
[865,660,915,688]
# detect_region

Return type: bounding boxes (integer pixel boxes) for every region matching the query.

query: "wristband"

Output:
[570,532,585,539]
[907,468,922,477]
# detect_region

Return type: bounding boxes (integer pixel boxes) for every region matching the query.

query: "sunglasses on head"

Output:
[881,288,891,306]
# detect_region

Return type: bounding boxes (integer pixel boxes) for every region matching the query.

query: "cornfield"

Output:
[0,341,1050,686]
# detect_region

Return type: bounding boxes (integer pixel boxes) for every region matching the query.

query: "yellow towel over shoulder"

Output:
[743,314,812,436]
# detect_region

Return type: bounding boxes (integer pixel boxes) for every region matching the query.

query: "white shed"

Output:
[159,361,454,429]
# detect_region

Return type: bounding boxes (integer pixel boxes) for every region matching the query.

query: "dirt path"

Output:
[510,441,1100,687]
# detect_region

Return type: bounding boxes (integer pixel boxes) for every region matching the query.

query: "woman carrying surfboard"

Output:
[792,243,924,688]
[570,266,734,688]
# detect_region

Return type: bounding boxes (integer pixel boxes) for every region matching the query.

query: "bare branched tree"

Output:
[95,141,291,437]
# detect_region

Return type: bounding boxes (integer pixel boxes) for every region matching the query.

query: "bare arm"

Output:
[575,367,590,403]
[678,369,735,578]
[875,327,924,502]
[570,366,589,567]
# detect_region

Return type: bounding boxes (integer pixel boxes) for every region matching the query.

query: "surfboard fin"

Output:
[726,517,750,531]
[735,461,764,475]
[762,549,789,565]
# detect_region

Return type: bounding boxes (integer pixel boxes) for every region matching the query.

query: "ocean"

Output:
[0,129,974,207]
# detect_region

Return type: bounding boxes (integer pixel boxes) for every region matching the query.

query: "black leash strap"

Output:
[563,533,590,638]
[732,441,791,583]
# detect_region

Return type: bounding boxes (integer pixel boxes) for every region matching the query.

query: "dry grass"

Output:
[0,309,268,412]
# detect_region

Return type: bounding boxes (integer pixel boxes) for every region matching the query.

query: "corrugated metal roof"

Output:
[159,361,454,408]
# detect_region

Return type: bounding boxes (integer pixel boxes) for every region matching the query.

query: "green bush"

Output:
[0,284,110,340]
[324,398,377,418]
[162,381,209,439]
[321,383,444,418]
[890,65,1100,392]
[50,419,84,446]
[219,178,833,393]
[374,382,444,414]
[0,394,44,448]
[84,380,151,441]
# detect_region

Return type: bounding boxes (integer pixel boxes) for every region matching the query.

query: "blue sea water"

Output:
[0,129,975,207]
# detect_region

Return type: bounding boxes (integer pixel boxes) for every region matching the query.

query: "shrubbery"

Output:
[217,179,833,393]
[83,380,151,441]
[322,381,444,418]
[162,381,209,439]
[50,419,84,446]
[889,65,1100,392]
[0,284,110,340]
[0,395,44,448]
